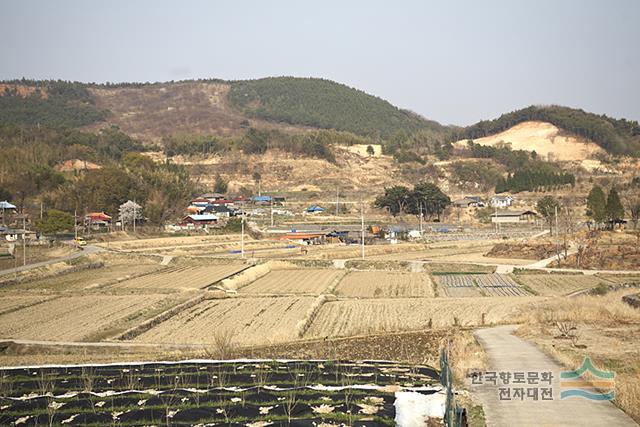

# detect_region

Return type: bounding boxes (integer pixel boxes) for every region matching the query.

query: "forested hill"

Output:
[228,77,442,138]
[0,80,107,128]
[453,105,640,157]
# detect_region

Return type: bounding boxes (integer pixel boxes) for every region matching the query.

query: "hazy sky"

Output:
[2,0,639,125]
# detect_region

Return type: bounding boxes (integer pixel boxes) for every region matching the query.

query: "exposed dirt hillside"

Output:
[455,121,605,161]
[87,82,307,142]
[145,148,412,197]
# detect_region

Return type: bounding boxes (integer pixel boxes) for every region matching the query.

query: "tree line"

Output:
[374,182,451,221]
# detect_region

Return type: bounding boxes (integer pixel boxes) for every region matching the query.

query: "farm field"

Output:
[239,269,344,295]
[435,274,529,297]
[0,360,440,426]
[513,274,613,296]
[133,296,315,345]
[291,242,430,260]
[0,295,179,342]
[101,233,249,251]
[305,297,538,338]
[334,271,435,298]
[597,274,640,284]
[151,240,293,257]
[0,295,52,315]
[0,263,162,293]
[108,264,247,291]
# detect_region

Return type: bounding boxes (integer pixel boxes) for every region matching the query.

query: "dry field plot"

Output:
[133,296,314,345]
[152,240,290,257]
[103,234,248,251]
[597,274,640,284]
[0,264,162,293]
[0,295,51,315]
[0,295,175,341]
[109,264,246,291]
[305,297,537,338]
[513,274,611,296]
[240,269,343,294]
[334,271,435,298]
[436,274,529,297]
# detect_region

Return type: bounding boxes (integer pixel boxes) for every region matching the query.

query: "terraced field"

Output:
[109,264,247,291]
[436,274,529,297]
[240,269,344,295]
[133,296,315,345]
[334,271,435,298]
[513,274,612,296]
[0,295,177,341]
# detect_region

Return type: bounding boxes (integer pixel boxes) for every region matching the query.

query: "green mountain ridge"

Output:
[227,76,444,138]
[1,78,639,156]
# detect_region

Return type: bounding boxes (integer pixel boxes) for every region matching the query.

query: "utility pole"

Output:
[132,200,137,234]
[22,216,26,266]
[554,205,559,238]
[241,214,245,259]
[74,209,78,241]
[40,201,43,220]
[270,198,274,228]
[360,201,365,260]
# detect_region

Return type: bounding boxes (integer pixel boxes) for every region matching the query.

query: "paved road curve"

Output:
[472,325,637,427]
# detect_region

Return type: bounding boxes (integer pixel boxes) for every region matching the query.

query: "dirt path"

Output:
[472,325,637,426]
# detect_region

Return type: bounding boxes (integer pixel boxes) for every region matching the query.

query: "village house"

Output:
[452,196,485,208]
[489,195,514,208]
[198,193,225,201]
[305,205,325,214]
[85,212,112,230]
[491,210,537,224]
[1,201,17,225]
[203,204,236,218]
[180,214,219,229]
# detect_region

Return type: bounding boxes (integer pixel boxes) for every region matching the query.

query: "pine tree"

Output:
[586,185,606,224]
[605,188,624,222]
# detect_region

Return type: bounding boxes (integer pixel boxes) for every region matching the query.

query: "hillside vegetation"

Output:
[453,105,640,157]
[228,76,439,138]
[0,80,107,128]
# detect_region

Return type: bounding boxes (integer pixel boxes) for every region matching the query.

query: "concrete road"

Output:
[0,245,104,276]
[472,325,637,427]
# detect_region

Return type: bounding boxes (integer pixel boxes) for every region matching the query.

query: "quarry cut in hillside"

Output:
[455,121,605,161]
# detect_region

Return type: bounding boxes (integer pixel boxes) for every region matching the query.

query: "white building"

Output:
[489,195,514,208]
